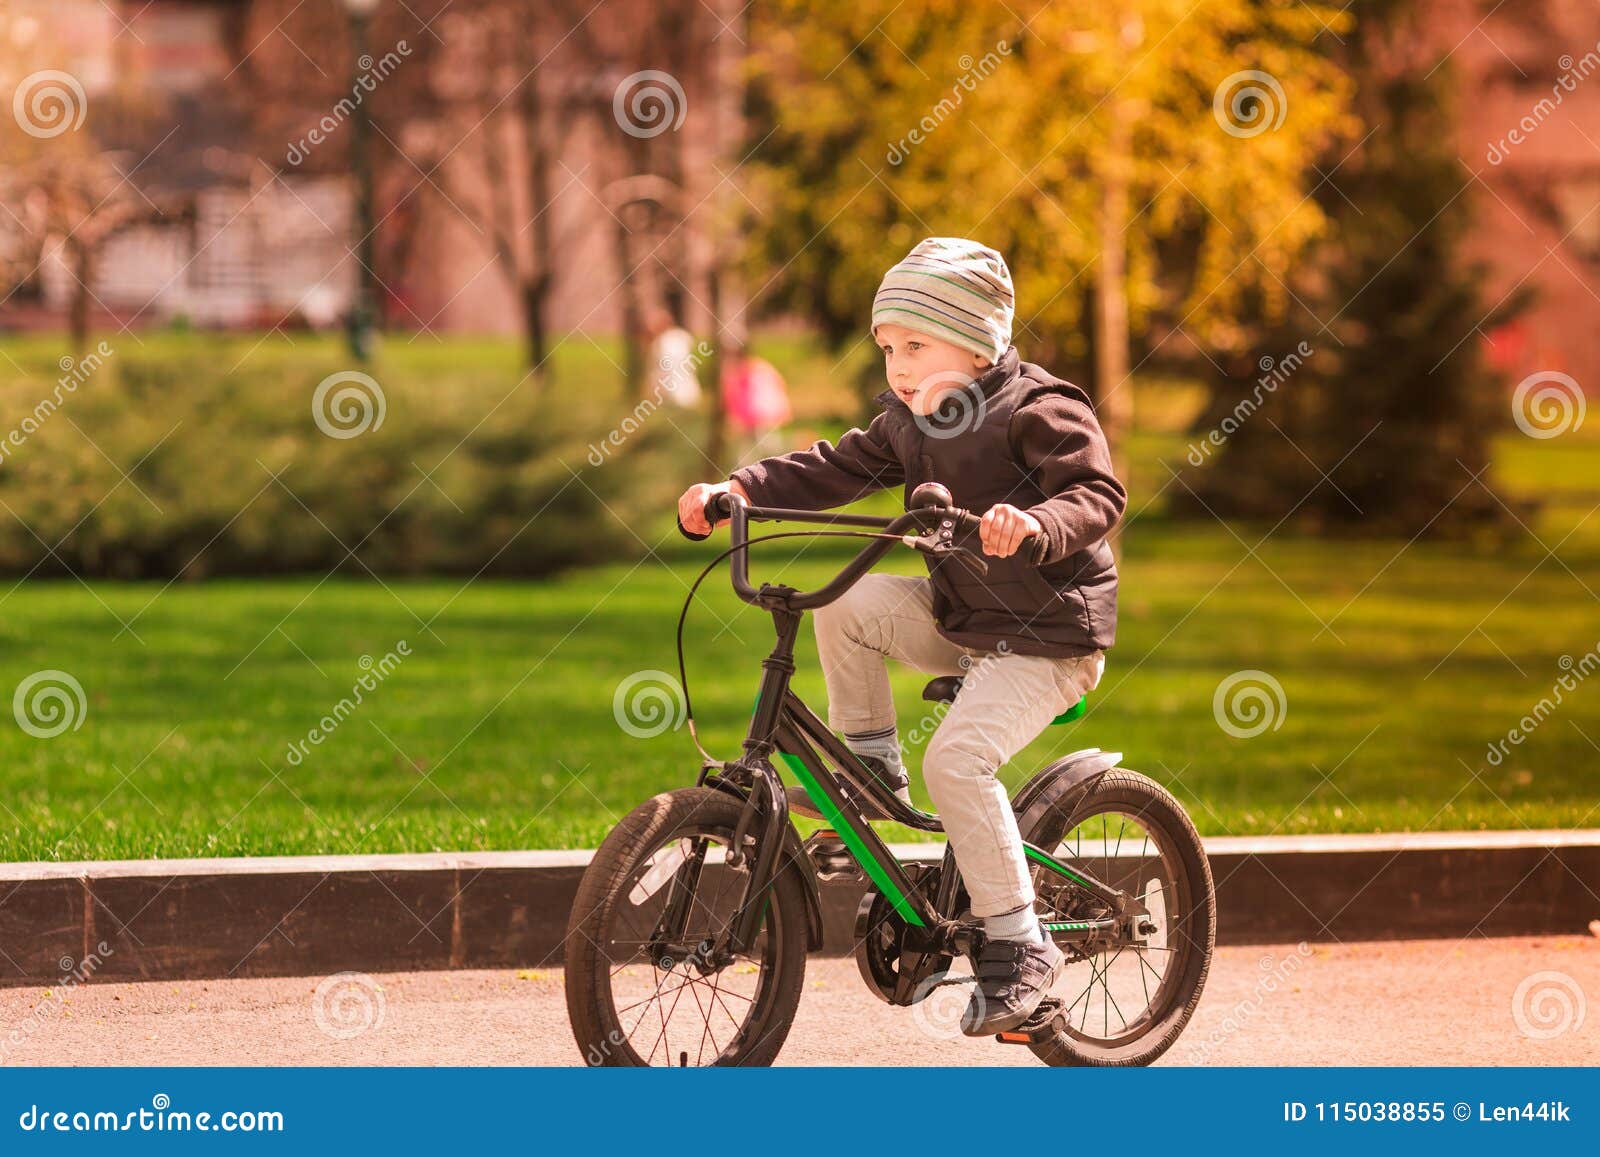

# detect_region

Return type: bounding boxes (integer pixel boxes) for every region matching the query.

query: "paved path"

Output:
[2,936,1595,1066]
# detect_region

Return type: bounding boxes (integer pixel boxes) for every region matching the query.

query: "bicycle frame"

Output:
[665,497,1140,960]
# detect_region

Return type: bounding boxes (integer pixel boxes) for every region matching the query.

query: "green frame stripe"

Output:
[1023,842,1097,891]
[752,693,925,927]
[781,756,926,927]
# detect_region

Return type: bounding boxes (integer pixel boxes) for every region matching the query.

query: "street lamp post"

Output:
[343,0,381,361]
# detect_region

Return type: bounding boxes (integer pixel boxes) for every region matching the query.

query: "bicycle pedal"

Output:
[994,998,1068,1046]
[802,830,863,884]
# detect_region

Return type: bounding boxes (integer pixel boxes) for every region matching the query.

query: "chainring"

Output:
[852,863,953,1006]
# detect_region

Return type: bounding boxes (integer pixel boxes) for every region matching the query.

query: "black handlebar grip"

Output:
[1023,529,1050,566]
[676,491,737,542]
[950,508,1049,564]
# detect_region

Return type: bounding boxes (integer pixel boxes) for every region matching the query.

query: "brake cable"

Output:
[673,528,912,766]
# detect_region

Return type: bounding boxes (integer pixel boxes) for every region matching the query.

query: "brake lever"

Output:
[902,530,990,577]
[940,544,990,578]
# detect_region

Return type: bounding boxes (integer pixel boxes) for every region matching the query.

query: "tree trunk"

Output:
[703,0,746,471]
[517,44,555,384]
[521,281,548,372]
[1093,108,1132,555]
[68,238,92,356]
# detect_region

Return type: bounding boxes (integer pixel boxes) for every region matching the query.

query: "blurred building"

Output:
[1442,0,1600,387]
[8,0,361,330]
[2,0,1596,388]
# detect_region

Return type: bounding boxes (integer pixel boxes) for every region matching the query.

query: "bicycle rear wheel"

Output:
[564,787,807,1066]
[1021,769,1215,1066]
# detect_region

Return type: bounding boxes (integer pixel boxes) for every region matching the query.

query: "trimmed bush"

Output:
[0,337,694,578]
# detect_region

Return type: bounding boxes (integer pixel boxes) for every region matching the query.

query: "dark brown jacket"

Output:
[729,346,1126,657]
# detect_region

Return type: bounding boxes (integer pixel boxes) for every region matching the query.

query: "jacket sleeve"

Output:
[1007,393,1127,565]
[728,411,905,511]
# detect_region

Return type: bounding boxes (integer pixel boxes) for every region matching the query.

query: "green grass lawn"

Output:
[0,335,1597,860]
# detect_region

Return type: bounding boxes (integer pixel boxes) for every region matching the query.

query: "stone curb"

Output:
[1,831,1595,987]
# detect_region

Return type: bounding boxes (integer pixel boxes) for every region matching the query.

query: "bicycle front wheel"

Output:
[564,787,808,1066]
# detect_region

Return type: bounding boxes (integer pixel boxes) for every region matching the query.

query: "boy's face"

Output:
[874,322,993,417]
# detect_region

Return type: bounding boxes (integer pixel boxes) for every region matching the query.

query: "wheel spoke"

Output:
[589,818,786,1066]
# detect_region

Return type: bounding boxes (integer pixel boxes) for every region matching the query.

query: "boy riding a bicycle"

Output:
[677,236,1127,1036]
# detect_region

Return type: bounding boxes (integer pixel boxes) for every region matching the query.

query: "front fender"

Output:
[704,775,826,953]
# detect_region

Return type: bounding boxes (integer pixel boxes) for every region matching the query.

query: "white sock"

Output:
[984,904,1044,944]
[842,725,905,781]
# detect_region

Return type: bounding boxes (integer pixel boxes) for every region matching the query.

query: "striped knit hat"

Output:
[870,236,1015,363]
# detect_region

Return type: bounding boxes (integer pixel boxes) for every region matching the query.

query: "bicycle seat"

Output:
[921,676,1088,724]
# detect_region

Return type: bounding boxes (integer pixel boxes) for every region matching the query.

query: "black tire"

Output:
[1021,768,1215,1067]
[564,787,807,1066]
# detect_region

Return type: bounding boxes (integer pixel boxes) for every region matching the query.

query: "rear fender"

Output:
[1012,747,1123,844]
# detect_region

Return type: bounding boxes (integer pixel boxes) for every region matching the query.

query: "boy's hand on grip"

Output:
[676,479,748,540]
[978,503,1045,559]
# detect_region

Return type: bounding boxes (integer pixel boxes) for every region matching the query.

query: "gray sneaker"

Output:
[786,754,911,821]
[960,931,1065,1036]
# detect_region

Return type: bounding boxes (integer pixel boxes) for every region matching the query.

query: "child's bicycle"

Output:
[564,483,1215,1066]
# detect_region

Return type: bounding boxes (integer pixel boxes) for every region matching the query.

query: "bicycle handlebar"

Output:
[674,484,1049,611]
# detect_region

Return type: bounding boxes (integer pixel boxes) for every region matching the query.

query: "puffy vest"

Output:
[869,350,1118,657]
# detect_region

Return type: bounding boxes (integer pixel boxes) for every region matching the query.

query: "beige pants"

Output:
[812,573,1105,917]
